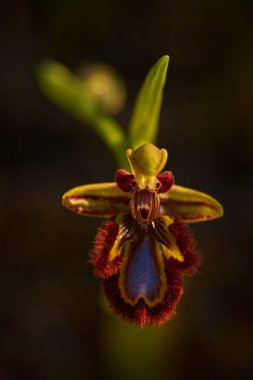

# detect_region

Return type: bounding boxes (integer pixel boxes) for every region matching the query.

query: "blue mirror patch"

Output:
[125,236,160,301]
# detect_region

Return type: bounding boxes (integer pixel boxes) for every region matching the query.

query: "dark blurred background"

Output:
[1,0,253,379]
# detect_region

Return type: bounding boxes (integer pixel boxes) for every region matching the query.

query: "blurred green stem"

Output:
[38,60,129,169]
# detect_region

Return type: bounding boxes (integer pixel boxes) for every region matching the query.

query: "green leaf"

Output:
[37,60,129,169]
[128,55,169,149]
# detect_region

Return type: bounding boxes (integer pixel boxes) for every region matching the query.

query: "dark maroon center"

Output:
[130,189,160,224]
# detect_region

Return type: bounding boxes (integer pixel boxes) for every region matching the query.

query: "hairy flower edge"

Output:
[90,219,201,326]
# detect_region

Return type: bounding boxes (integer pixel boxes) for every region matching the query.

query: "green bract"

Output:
[128,55,169,148]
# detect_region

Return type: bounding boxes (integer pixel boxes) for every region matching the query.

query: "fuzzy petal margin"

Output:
[89,219,123,277]
[102,220,201,327]
[103,268,183,327]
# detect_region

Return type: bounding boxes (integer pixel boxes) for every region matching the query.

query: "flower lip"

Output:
[100,218,201,327]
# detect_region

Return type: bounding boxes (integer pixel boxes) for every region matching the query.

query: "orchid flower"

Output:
[62,143,223,327]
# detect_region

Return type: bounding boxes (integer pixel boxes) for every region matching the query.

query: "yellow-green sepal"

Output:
[62,183,131,217]
[160,185,224,223]
[126,143,168,189]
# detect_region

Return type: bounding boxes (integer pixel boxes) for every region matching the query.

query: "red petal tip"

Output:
[115,169,135,192]
[157,171,175,193]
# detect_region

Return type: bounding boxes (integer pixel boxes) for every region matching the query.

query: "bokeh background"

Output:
[1,0,253,379]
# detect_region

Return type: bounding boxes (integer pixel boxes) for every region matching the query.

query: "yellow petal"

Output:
[62,183,130,217]
[160,185,223,223]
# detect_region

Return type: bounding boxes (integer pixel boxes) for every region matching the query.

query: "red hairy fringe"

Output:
[168,220,202,274]
[91,219,201,327]
[102,221,201,327]
[89,220,122,278]
[103,265,183,327]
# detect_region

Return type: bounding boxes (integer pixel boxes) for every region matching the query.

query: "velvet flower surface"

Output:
[62,143,223,327]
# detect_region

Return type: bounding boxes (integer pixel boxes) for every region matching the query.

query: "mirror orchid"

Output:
[62,143,223,327]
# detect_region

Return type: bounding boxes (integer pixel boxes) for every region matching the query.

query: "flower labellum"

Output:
[62,143,223,327]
